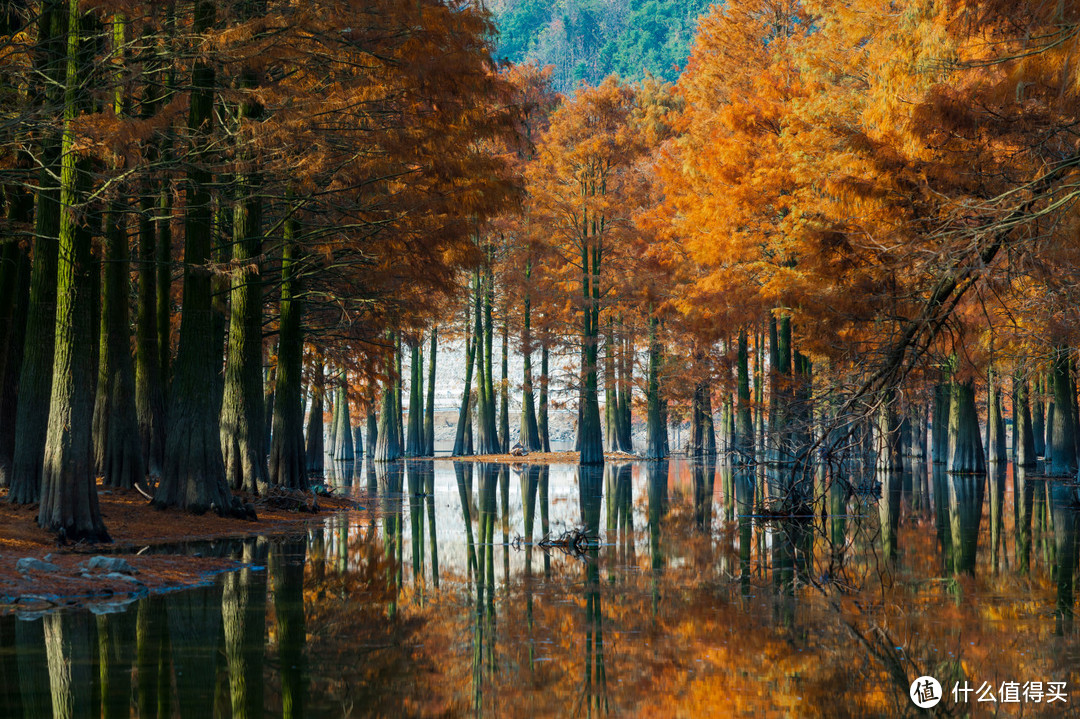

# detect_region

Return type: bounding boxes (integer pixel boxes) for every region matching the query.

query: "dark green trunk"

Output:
[932,382,951,464]
[604,326,618,453]
[499,322,509,452]
[735,329,753,463]
[136,190,165,478]
[987,372,1007,465]
[1033,374,1046,457]
[326,386,337,458]
[644,314,665,460]
[539,342,550,453]
[9,0,67,505]
[220,158,267,493]
[156,185,171,391]
[616,328,633,452]
[267,239,307,490]
[366,406,377,459]
[210,204,229,418]
[376,338,402,462]
[1014,373,1036,467]
[0,226,31,487]
[406,341,423,456]
[520,280,540,451]
[93,202,145,490]
[395,335,404,451]
[38,0,108,540]
[263,364,275,450]
[424,328,436,456]
[1048,347,1077,477]
[334,383,354,462]
[156,1,243,514]
[483,265,498,453]
[305,355,324,475]
[453,313,477,455]
[474,271,496,454]
[947,379,985,475]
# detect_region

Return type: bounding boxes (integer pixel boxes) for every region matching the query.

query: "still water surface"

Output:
[3,458,1080,717]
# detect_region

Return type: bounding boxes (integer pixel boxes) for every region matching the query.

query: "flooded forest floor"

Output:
[0,483,355,614]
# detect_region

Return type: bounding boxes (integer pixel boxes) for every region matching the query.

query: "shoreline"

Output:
[0,484,354,614]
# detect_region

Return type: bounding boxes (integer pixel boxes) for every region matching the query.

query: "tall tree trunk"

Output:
[406,340,423,456]
[267,238,307,490]
[604,324,619,453]
[424,328,436,456]
[472,273,490,454]
[499,321,509,452]
[156,181,171,392]
[539,341,550,453]
[644,314,665,459]
[579,238,603,465]
[334,382,354,462]
[1014,372,1036,468]
[520,273,540,451]
[932,382,951,464]
[93,201,145,489]
[735,328,753,463]
[365,404,377,459]
[1048,347,1077,477]
[1033,374,1046,457]
[210,203,230,418]
[134,13,167,481]
[263,363,275,450]
[453,317,476,456]
[484,264,497,454]
[156,1,242,515]
[0,228,30,487]
[616,326,633,452]
[987,368,1007,465]
[9,0,67,505]
[38,0,108,541]
[136,188,166,478]
[395,334,404,451]
[375,336,402,462]
[947,378,985,475]
[326,384,337,458]
[305,354,324,475]
[220,108,268,493]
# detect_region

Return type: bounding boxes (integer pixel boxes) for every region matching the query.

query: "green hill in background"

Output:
[491,0,714,92]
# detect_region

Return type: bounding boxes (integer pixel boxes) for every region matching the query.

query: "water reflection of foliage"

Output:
[7,458,1080,717]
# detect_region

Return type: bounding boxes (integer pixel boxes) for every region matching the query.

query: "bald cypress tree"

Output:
[9,0,67,505]
[220,27,268,495]
[268,235,307,489]
[38,0,108,541]
[155,1,241,514]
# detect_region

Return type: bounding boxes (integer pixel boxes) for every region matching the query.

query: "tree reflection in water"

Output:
[5,457,1080,716]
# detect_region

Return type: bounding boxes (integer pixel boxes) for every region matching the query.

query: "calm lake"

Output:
[3,457,1080,717]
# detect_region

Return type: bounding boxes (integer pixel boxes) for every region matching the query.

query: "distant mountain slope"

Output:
[491,0,714,92]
